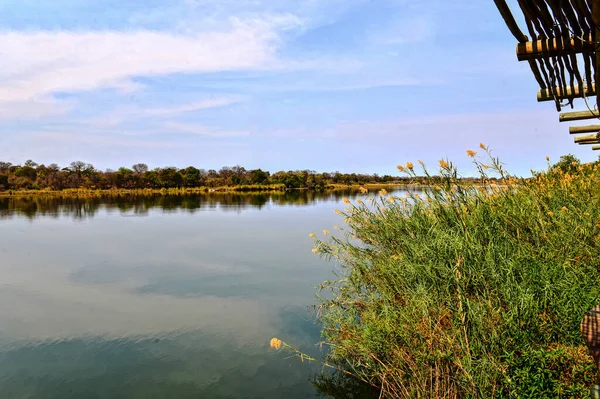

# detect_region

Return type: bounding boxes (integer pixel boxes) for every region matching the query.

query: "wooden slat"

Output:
[538,84,596,102]
[594,0,600,110]
[493,0,529,42]
[516,35,593,61]
[592,145,600,150]
[569,124,600,134]
[577,140,600,144]
[574,133,600,142]
[559,110,600,122]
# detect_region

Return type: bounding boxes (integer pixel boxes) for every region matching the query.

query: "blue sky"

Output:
[0,0,595,176]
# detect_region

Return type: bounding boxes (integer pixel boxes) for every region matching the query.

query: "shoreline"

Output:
[0,182,433,198]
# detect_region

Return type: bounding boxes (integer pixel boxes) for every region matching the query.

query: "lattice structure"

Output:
[494,0,600,150]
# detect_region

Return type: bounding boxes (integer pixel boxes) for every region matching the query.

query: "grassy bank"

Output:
[0,184,288,198]
[0,183,420,198]
[275,148,600,398]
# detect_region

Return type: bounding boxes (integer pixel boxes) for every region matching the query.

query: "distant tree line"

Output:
[0,160,406,191]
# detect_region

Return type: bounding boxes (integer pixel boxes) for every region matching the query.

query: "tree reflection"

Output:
[0,189,375,221]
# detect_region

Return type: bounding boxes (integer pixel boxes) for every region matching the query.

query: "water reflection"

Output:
[0,191,397,398]
[312,372,380,399]
[0,189,371,220]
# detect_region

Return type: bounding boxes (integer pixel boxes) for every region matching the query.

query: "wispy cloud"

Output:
[0,17,298,103]
[0,98,73,120]
[163,121,250,138]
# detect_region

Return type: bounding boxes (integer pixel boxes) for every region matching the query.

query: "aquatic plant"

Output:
[274,148,600,398]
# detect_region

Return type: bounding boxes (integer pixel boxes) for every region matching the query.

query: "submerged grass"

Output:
[274,148,600,398]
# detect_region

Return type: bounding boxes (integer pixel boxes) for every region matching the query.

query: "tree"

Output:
[249,169,269,184]
[0,162,12,172]
[552,154,580,174]
[182,166,201,187]
[132,163,148,174]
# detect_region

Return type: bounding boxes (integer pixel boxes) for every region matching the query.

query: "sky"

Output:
[0,0,597,176]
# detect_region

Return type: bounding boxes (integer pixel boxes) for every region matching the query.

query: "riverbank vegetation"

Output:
[0,160,489,193]
[274,148,600,398]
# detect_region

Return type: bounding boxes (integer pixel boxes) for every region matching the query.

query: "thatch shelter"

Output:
[494,0,600,150]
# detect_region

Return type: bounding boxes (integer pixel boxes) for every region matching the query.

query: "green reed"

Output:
[274,146,600,398]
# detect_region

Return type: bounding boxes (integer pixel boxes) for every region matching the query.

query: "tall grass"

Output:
[276,147,600,398]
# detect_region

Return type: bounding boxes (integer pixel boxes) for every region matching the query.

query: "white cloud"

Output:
[0,18,294,103]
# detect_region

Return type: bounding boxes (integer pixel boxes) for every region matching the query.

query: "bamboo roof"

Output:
[494,0,600,150]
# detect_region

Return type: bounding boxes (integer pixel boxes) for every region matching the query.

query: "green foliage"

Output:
[311,148,600,398]
[504,344,596,398]
[551,154,581,174]
[0,160,402,191]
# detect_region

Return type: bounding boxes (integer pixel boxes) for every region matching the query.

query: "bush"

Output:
[308,147,600,398]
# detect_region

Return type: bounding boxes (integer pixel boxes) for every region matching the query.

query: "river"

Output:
[0,191,396,398]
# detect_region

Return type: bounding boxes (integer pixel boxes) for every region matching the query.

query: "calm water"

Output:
[0,191,392,399]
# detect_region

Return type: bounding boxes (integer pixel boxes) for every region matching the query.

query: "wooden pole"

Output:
[574,133,600,143]
[516,35,593,61]
[569,125,600,134]
[594,0,600,111]
[538,84,596,102]
[559,110,600,122]
[577,140,600,144]
[492,0,528,43]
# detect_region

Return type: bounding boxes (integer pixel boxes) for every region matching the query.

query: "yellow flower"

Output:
[397,165,405,172]
[334,209,342,215]
[309,233,315,238]
[479,143,487,150]
[323,229,330,235]
[584,212,590,217]
[359,186,368,194]
[387,196,394,203]
[406,162,414,170]
[357,199,363,204]
[561,206,567,212]
[270,338,283,350]
[547,211,554,216]
[418,160,424,166]
[379,188,388,196]
[311,248,318,253]
[343,198,351,204]
[571,161,577,166]
[482,165,489,169]
[546,156,550,162]
[333,225,339,230]
[439,160,449,168]
[466,150,477,158]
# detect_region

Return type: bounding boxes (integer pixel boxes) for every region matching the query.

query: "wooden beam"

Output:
[594,0,600,111]
[559,110,600,122]
[592,145,600,150]
[569,124,600,134]
[516,35,593,61]
[578,140,600,145]
[538,84,596,102]
[574,133,600,143]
